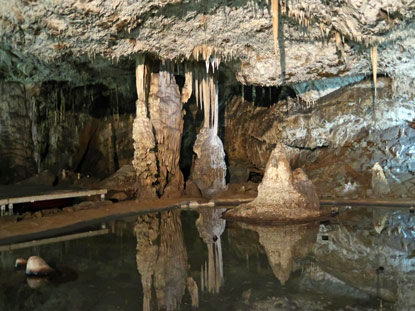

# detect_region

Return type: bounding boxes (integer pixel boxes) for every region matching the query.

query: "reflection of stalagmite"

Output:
[190,64,226,198]
[135,210,188,311]
[196,207,226,293]
[239,223,318,285]
[187,277,199,308]
[372,208,389,234]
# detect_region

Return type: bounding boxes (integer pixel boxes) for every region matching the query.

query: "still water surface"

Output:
[1,206,414,311]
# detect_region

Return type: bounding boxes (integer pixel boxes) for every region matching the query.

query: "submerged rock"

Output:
[14,258,27,270]
[225,143,320,222]
[25,256,54,277]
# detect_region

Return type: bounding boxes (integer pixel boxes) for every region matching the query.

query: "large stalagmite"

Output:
[225,143,320,222]
[190,65,227,198]
[133,56,184,199]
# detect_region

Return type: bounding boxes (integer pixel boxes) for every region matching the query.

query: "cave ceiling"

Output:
[0,0,414,95]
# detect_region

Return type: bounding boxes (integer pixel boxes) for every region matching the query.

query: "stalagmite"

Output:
[371,162,390,197]
[190,63,226,198]
[370,45,378,95]
[224,143,320,222]
[132,55,185,199]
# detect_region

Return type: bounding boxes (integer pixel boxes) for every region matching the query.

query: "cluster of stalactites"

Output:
[193,64,219,132]
[152,57,220,132]
[263,0,379,96]
[192,45,221,74]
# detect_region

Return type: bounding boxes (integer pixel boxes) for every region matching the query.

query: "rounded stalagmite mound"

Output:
[224,143,321,224]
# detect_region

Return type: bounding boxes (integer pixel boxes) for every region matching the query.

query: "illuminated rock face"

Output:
[226,143,320,222]
[225,77,415,199]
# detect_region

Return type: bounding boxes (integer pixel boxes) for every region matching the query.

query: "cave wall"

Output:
[225,77,415,198]
[0,81,36,183]
[0,80,136,184]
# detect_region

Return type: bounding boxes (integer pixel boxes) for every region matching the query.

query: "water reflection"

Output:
[135,210,188,311]
[238,222,318,285]
[195,207,226,294]
[315,208,415,310]
[4,206,415,310]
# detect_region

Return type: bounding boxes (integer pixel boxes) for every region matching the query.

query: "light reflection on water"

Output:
[1,206,415,310]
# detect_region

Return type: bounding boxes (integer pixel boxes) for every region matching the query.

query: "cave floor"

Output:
[1,188,414,246]
[0,192,256,245]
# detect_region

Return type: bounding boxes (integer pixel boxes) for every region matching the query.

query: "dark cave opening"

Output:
[240,84,297,107]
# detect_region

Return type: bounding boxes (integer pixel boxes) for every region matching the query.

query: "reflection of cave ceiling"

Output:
[1,0,415,92]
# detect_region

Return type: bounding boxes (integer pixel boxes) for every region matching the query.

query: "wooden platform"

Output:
[0,185,107,216]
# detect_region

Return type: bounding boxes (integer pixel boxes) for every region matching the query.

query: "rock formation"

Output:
[25,256,54,277]
[371,162,391,197]
[226,143,320,222]
[133,56,185,199]
[190,66,227,198]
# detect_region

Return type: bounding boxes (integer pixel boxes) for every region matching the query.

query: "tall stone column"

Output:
[132,55,184,199]
[190,66,227,198]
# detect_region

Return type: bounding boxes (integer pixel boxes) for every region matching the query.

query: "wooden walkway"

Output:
[0,185,107,216]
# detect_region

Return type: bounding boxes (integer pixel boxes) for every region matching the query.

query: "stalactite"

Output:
[271,0,279,58]
[370,45,378,96]
[201,264,205,291]
[135,54,149,102]
[181,62,193,104]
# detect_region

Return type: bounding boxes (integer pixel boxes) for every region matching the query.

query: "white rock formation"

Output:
[371,162,391,196]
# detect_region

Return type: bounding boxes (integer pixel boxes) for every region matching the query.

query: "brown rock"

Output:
[33,211,43,218]
[184,180,202,198]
